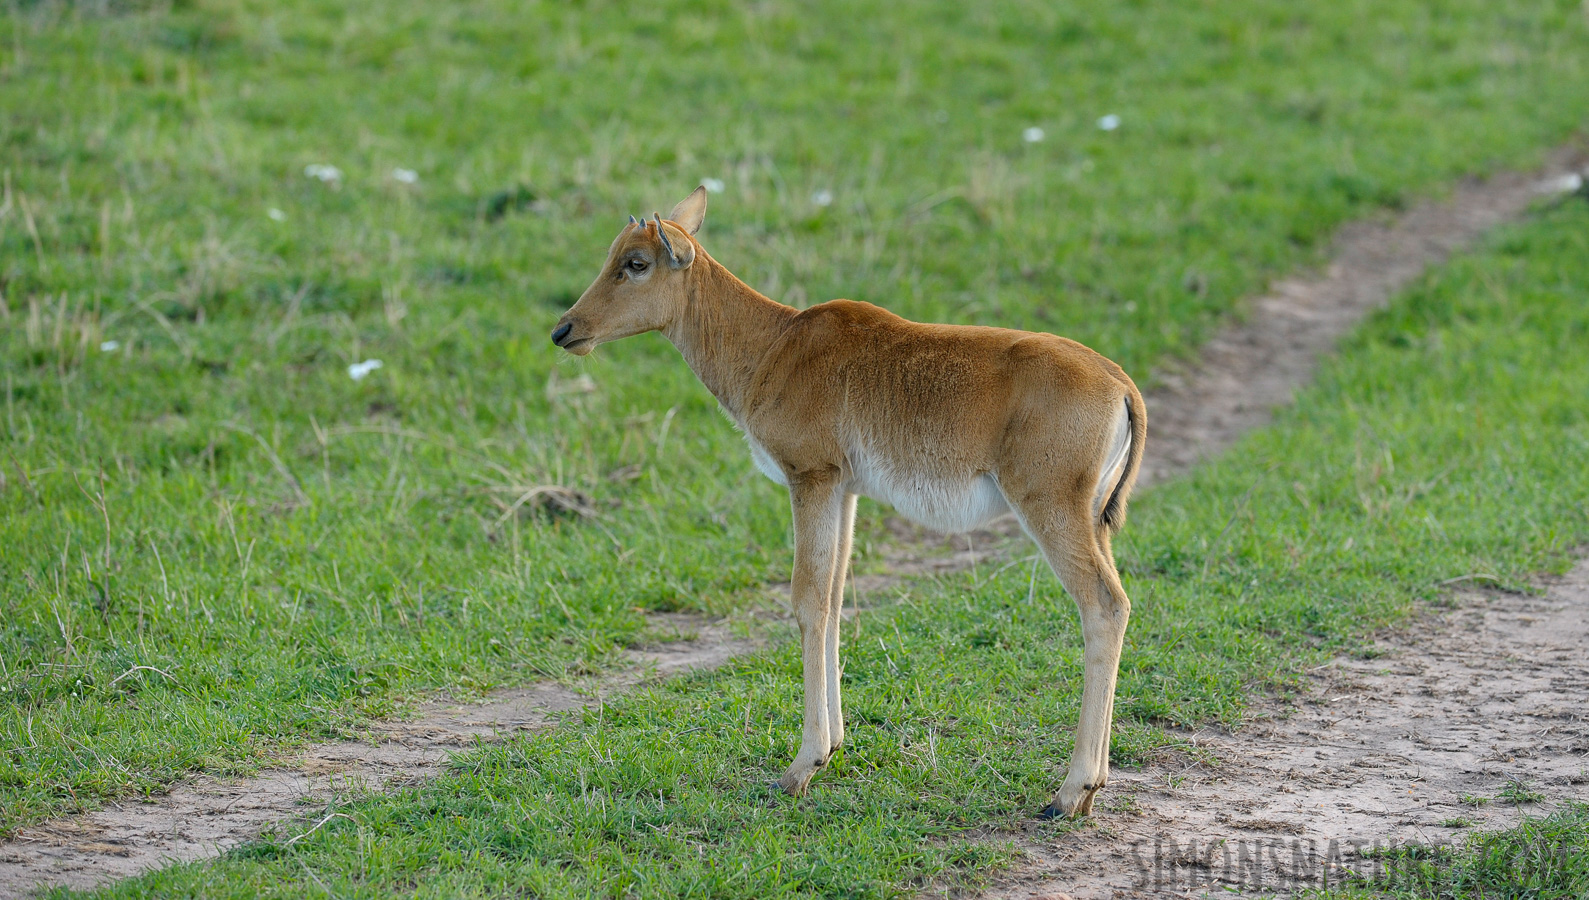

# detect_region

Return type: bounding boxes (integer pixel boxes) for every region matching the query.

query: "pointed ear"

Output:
[668,186,708,235]
[654,215,696,269]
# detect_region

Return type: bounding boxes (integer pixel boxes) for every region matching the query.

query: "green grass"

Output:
[1498,778,1549,807]
[48,183,1589,899]
[1326,803,1589,900]
[3,0,1589,845]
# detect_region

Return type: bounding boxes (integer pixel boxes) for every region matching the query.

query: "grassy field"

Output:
[2,0,1588,864]
[51,178,1589,899]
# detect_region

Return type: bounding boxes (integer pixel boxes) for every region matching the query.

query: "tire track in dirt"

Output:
[974,562,1589,900]
[2,150,1583,898]
[0,615,760,896]
[1135,150,1587,487]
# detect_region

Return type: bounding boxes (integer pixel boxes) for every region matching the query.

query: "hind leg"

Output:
[1017,497,1132,818]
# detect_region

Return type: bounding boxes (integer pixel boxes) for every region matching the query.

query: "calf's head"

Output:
[551,186,708,355]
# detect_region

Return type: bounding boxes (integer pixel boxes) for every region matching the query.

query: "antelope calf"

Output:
[552,187,1144,818]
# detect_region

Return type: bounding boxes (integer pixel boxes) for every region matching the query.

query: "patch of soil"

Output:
[0,614,757,897]
[969,560,1589,900]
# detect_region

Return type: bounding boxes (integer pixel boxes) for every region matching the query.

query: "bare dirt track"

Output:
[0,615,757,896]
[1,150,1584,898]
[975,562,1589,900]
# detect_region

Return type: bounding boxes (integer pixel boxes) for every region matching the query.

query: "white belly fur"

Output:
[745,436,1010,533]
[847,445,1010,533]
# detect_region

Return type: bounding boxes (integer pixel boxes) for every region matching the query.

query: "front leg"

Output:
[776,473,845,796]
[825,493,858,755]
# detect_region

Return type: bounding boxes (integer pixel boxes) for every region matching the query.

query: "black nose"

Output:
[551,322,573,346]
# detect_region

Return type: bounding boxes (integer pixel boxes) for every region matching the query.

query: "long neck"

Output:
[663,253,797,423]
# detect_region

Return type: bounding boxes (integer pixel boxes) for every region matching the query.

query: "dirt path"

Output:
[977,560,1589,900]
[1136,148,1586,487]
[1,152,1583,898]
[0,615,758,896]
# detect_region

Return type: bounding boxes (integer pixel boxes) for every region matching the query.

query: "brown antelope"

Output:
[552,187,1145,818]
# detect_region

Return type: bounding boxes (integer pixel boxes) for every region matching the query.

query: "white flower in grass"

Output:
[348,359,383,380]
[811,189,834,207]
[1022,126,1046,143]
[701,177,726,193]
[304,163,343,183]
[100,340,120,352]
[392,167,419,184]
[1537,172,1583,194]
[267,207,287,222]
[1097,114,1121,131]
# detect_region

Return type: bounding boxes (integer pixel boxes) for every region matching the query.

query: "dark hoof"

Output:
[1037,803,1064,820]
